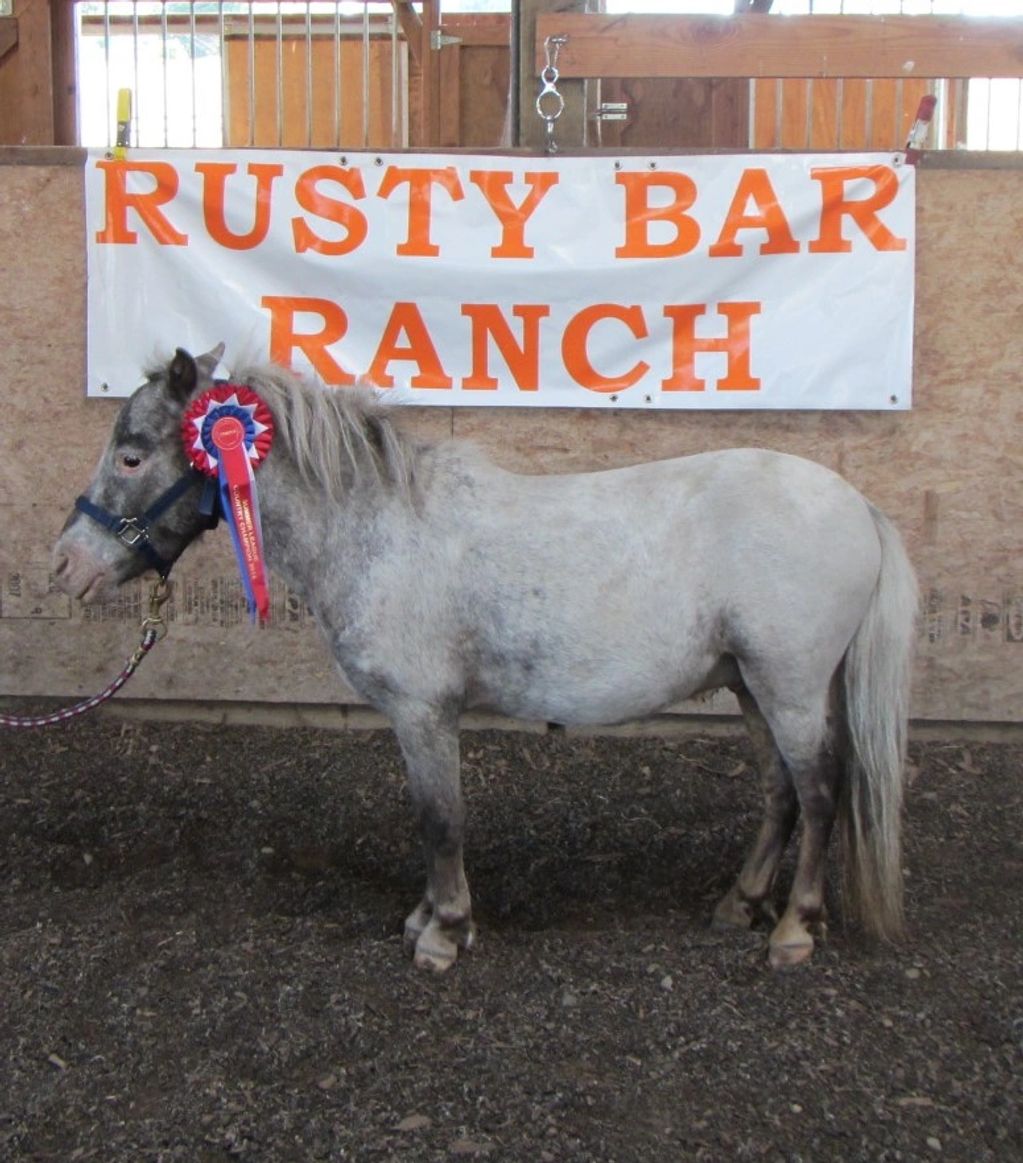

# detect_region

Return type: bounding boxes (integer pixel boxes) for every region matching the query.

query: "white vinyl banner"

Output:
[85,149,915,409]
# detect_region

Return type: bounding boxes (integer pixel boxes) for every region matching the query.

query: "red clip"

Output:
[905,94,937,165]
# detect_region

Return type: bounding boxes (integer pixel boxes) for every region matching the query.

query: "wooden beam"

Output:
[437,39,460,148]
[442,14,509,49]
[392,1,422,67]
[0,17,17,63]
[536,13,1023,80]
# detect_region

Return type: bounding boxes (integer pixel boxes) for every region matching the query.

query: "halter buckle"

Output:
[115,517,150,549]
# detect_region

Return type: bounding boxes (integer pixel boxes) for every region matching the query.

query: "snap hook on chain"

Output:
[536,35,568,155]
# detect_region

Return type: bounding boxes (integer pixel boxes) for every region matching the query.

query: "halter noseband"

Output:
[74,469,218,579]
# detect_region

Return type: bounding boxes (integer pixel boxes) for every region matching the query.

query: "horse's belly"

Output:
[466,648,734,726]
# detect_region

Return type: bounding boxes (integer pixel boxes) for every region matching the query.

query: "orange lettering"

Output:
[461,304,551,391]
[615,172,700,259]
[377,166,464,257]
[260,295,355,385]
[196,162,283,251]
[94,160,187,245]
[563,304,649,394]
[467,171,560,259]
[662,303,761,392]
[709,168,800,258]
[809,165,906,253]
[366,303,452,389]
[292,165,368,256]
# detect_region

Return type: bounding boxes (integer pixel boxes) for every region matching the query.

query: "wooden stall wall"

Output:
[1,151,1021,726]
[222,25,408,150]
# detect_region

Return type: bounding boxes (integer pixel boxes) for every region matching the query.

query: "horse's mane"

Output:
[229,363,417,505]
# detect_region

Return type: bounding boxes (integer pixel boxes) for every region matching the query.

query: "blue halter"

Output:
[74,470,219,579]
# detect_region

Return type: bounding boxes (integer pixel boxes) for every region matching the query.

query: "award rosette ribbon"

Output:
[182,385,275,622]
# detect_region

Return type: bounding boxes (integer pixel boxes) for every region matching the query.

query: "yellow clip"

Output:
[114,88,132,160]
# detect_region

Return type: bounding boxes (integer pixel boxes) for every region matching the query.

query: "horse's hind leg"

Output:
[767,726,840,969]
[713,685,799,932]
[391,703,475,972]
[744,683,838,969]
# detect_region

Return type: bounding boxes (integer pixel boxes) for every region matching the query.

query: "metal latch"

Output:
[594,102,629,122]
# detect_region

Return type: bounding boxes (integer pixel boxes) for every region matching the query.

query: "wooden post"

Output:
[517,0,588,152]
[0,17,18,64]
[0,0,54,144]
[49,0,75,145]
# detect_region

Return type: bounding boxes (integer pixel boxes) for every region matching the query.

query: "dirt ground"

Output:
[0,714,1020,1162]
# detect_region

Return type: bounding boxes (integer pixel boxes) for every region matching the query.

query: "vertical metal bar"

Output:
[391,2,399,147]
[248,1,256,146]
[219,1,227,148]
[103,2,112,148]
[305,1,313,148]
[277,1,285,147]
[865,78,874,149]
[986,80,996,150]
[131,1,141,148]
[362,1,370,147]
[162,0,170,146]
[190,1,198,147]
[1017,79,1023,151]
[333,1,341,148]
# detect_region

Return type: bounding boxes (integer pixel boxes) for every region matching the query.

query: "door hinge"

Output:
[431,31,461,50]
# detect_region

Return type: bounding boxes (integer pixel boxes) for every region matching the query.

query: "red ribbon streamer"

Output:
[211,414,271,622]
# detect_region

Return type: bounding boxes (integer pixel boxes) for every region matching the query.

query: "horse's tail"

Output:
[839,504,918,941]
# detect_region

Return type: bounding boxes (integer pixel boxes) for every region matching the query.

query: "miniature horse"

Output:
[54,346,917,971]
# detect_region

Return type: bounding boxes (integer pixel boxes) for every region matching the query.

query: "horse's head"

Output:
[53,345,224,604]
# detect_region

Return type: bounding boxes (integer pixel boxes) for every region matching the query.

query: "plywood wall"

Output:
[1,151,1020,724]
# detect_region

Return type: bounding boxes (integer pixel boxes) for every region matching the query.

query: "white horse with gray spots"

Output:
[54,346,918,972]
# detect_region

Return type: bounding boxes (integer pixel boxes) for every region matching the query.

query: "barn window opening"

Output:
[75,2,414,149]
[73,1,1023,151]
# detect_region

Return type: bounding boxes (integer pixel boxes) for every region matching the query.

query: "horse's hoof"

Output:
[411,917,475,972]
[413,923,458,971]
[414,944,458,973]
[712,892,753,931]
[768,939,814,970]
[403,901,431,957]
[402,927,419,959]
[712,888,777,931]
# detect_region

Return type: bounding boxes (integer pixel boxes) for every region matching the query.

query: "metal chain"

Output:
[536,35,568,155]
[0,580,171,730]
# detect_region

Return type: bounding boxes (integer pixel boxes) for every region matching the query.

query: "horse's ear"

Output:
[196,342,226,379]
[167,348,198,401]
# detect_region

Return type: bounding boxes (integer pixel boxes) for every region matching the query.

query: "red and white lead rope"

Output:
[0,581,170,730]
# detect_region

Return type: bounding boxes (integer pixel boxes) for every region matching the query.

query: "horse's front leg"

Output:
[391,703,474,972]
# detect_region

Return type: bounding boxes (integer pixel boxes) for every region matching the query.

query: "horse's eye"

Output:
[121,454,142,470]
